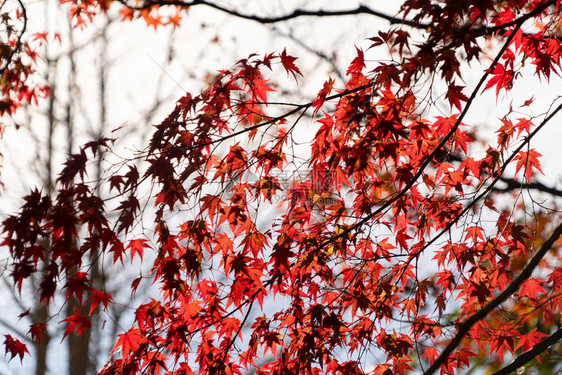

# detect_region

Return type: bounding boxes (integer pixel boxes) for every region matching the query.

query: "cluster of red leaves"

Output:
[2,138,117,337]
[3,1,562,375]
[0,4,50,129]
[58,0,185,29]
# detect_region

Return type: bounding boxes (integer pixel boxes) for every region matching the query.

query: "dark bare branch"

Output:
[121,1,424,26]
[117,0,559,42]
[492,327,562,375]
[424,221,562,375]
[495,177,562,197]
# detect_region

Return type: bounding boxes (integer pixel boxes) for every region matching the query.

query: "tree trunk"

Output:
[67,297,91,375]
[33,304,51,375]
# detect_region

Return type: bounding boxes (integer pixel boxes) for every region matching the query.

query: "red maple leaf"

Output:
[87,290,114,315]
[312,77,335,115]
[519,277,546,300]
[58,150,88,186]
[484,63,514,97]
[445,84,469,111]
[516,329,548,353]
[422,346,438,364]
[346,47,366,76]
[279,48,302,81]
[29,323,47,342]
[113,328,146,358]
[513,149,544,182]
[489,333,515,362]
[126,238,150,262]
[4,335,28,362]
[61,309,91,341]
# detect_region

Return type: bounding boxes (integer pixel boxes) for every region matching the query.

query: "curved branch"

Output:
[492,327,562,375]
[123,1,427,27]
[0,0,28,75]
[181,82,373,152]
[495,177,562,197]
[121,0,559,43]
[473,0,557,37]
[423,221,562,375]
[428,156,562,197]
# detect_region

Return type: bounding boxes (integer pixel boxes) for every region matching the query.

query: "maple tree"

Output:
[3,0,562,374]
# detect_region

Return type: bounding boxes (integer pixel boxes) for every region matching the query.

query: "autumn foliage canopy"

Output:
[3,0,562,374]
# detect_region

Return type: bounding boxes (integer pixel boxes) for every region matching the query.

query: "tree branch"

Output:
[492,327,562,375]
[0,0,27,75]
[423,221,562,375]
[120,0,560,43]
[126,1,426,27]
[495,177,562,197]
[430,154,562,197]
